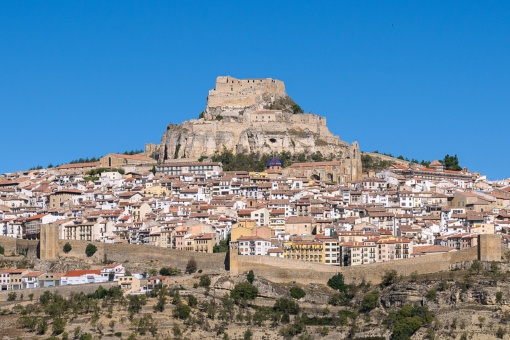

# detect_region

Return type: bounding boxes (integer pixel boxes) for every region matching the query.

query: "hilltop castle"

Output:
[152,76,362,183]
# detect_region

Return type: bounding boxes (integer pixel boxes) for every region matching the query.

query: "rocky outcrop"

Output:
[153,76,362,179]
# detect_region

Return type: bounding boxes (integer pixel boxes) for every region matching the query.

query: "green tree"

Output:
[159,267,179,276]
[199,275,211,288]
[381,270,398,287]
[85,243,97,257]
[52,317,67,335]
[63,242,72,253]
[173,303,191,319]
[360,290,379,313]
[442,154,462,171]
[247,270,255,284]
[231,282,258,302]
[150,165,156,175]
[0,245,4,255]
[327,273,347,292]
[289,286,306,300]
[185,257,197,274]
[273,297,300,315]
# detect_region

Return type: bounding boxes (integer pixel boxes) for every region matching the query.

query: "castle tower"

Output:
[229,241,239,276]
[39,223,59,260]
[478,234,501,262]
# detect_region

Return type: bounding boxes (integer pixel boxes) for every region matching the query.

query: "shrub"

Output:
[381,270,398,287]
[231,282,258,302]
[159,267,179,276]
[273,297,300,315]
[289,286,306,300]
[497,291,503,304]
[199,275,211,288]
[0,245,4,255]
[247,270,255,284]
[360,290,379,313]
[497,326,506,339]
[63,242,72,253]
[185,258,197,274]
[85,243,97,257]
[173,303,191,319]
[327,273,347,292]
[7,292,16,301]
[425,288,438,302]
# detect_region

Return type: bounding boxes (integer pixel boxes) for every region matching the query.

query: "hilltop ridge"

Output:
[151,76,362,182]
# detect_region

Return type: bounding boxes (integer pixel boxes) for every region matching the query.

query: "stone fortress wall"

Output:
[0,235,502,288]
[207,76,286,109]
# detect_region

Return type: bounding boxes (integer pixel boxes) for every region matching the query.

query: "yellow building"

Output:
[231,219,257,242]
[283,236,339,265]
[143,185,170,198]
[284,240,324,263]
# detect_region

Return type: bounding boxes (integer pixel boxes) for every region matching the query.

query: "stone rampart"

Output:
[237,247,479,285]
[0,236,18,255]
[57,240,228,273]
[0,281,117,302]
[0,237,39,258]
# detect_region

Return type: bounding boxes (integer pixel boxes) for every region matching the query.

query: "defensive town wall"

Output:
[207,76,286,108]
[0,281,118,303]
[237,247,480,286]
[0,235,501,287]
[54,240,228,273]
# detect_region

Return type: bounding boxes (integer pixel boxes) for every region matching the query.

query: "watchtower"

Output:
[229,241,239,276]
[39,223,59,260]
[478,234,501,262]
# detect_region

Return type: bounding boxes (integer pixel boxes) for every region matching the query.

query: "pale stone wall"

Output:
[208,76,286,108]
[237,246,479,285]
[39,224,58,260]
[478,234,501,262]
[0,281,117,302]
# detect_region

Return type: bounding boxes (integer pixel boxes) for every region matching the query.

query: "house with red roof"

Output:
[61,269,107,286]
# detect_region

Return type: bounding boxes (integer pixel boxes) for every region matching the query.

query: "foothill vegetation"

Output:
[2,258,510,339]
[363,152,463,172]
[212,148,339,172]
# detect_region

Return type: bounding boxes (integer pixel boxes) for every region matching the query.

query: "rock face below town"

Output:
[153,76,361,174]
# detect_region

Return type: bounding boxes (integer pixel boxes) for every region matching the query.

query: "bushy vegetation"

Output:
[360,290,379,313]
[0,245,4,255]
[63,242,72,254]
[199,275,211,288]
[246,270,255,284]
[185,258,197,274]
[289,286,306,300]
[85,243,97,257]
[361,154,394,172]
[159,266,179,276]
[231,282,258,302]
[384,304,434,339]
[85,167,125,176]
[69,156,100,164]
[263,95,304,114]
[213,234,230,253]
[212,148,339,172]
[381,270,398,287]
[327,273,347,292]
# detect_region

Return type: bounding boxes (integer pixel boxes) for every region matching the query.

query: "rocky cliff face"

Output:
[154,76,361,179]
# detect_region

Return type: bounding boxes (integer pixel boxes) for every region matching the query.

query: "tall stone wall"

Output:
[0,236,18,256]
[0,281,117,302]
[237,247,479,285]
[478,234,502,261]
[56,240,228,273]
[208,76,286,108]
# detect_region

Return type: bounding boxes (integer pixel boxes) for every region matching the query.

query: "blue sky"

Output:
[1,1,509,179]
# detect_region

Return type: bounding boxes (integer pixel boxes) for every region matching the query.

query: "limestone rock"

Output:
[153,76,362,181]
